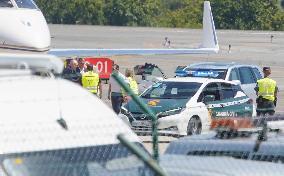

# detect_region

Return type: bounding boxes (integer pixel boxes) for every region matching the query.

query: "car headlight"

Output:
[121,106,129,115]
[157,107,186,118]
[120,106,136,120]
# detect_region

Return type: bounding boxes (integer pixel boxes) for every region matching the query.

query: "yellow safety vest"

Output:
[257,78,276,101]
[82,71,99,93]
[128,77,139,95]
[122,77,139,96]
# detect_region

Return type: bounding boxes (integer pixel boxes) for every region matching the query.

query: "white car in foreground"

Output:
[121,77,255,136]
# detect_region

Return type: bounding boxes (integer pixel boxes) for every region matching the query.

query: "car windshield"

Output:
[1,143,148,176]
[0,0,13,7]
[141,81,202,99]
[15,0,37,9]
[185,68,227,79]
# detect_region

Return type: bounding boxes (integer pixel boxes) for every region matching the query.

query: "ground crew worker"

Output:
[82,63,102,98]
[255,67,278,116]
[123,69,139,102]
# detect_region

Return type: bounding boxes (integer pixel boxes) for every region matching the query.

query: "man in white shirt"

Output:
[108,64,129,114]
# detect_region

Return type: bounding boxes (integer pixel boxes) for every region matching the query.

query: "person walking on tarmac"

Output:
[123,68,139,102]
[255,67,278,116]
[81,62,102,98]
[108,64,129,114]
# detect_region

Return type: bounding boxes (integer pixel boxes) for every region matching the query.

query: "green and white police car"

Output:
[120,77,255,136]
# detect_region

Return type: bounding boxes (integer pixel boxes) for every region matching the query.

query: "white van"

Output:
[0,54,143,175]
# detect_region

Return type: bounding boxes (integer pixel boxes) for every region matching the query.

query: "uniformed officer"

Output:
[255,67,278,116]
[62,59,81,84]
[81,63,102,98]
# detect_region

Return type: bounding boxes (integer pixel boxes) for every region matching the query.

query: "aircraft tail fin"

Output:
[201,1,219,50]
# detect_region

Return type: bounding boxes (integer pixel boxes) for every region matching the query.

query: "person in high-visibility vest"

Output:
[255,67,278,116]
[81,63,102,98]
[123,69,139,102]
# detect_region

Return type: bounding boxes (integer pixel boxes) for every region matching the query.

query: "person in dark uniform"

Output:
[62,59,81,84]
[255,67,278,116]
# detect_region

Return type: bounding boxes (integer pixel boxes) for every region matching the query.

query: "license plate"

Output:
[132,120,152,127]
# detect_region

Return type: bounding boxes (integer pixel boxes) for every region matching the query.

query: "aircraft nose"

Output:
[0,9,50,51]
[18,10,51,51]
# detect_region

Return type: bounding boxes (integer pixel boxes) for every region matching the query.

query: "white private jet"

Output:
[0,0,219,57]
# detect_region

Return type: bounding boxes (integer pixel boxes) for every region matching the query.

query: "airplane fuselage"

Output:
[0,0,50,51]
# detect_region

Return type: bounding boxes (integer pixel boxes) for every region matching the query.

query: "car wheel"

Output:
[187,116,202,135]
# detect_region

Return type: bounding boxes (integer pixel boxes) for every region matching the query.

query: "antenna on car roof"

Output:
[57,118,68,130]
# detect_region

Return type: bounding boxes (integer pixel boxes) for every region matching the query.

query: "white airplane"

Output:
[0,0,219,57]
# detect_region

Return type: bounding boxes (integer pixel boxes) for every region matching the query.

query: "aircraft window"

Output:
[0,0,13,8]
[15,0,37,9]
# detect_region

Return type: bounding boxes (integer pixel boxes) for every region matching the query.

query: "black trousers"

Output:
[256,97,275,116]
[111,92,123,114]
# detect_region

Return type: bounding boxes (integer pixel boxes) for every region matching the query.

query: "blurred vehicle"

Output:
[165,123,284,164]
[120,77,254,136]
[0,54,147,176]
[175,62,263,101]
[159,155,284,176]
[134,63,167,93]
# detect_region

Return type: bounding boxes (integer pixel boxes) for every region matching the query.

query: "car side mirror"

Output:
[232,80,241,85]
[203,95,215,104]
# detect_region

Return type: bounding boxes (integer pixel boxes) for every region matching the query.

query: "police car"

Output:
[120,77,254,136]
[175,62,263,101]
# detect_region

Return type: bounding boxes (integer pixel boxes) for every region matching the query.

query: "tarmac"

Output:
[49,24,284,153]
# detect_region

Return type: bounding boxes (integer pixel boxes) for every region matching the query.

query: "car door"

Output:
[198,83,222,119]
[238,67,257,101]
[218,83,253,117]
[199,82,253,119]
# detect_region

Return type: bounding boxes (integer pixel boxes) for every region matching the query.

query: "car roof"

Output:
[187,62,259,70]
[164,77,234,84]
[161,155,284,176]
[0,76,139,154]
[165,131,284,156]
